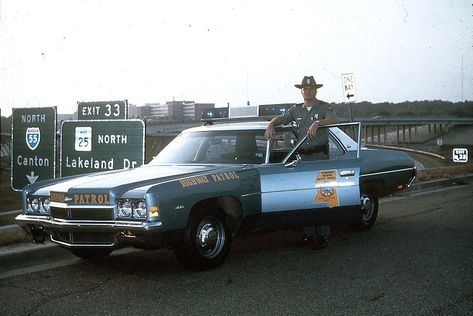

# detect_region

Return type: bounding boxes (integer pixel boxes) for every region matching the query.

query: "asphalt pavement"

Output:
[1,182,472,314]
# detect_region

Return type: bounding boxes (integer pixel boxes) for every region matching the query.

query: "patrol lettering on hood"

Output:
[73,193,110,205]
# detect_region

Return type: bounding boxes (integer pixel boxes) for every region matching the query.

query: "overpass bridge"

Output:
[358,118,473,144]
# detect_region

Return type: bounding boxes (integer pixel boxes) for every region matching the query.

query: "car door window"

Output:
[328,134,346,158]
[269,131,297,163]
[203,133,266,164]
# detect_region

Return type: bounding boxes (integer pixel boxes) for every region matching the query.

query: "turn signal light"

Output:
[149,206,159,218]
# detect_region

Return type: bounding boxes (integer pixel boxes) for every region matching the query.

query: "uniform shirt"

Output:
[277,100,337,149]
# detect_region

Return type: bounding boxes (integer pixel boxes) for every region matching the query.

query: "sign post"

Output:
[11,107,57,191]
[77,100,128,120]
[60,119,144,177]
[341,73,357,122]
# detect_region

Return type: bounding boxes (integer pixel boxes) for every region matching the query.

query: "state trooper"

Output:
[264,75,338,249]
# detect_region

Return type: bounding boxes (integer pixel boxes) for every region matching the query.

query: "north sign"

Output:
[11,107,57,191]
[60,119,144,177]
[77,100,128,120]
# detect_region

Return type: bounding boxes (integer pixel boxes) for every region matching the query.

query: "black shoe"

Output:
[314,236,328,250]
[295,235,315,247]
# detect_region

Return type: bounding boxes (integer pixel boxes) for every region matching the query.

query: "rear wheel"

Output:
[174,209,231,271]
[352,193,379,230]
[70,248,113,259]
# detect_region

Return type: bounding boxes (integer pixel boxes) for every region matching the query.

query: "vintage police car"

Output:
[16,121,416,271]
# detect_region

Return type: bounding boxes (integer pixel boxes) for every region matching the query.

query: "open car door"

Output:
[257,123,362,230]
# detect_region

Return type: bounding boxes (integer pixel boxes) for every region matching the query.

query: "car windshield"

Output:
[149,130,268,164]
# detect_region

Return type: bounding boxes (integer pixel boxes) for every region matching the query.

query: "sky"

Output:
[0,0,472,117]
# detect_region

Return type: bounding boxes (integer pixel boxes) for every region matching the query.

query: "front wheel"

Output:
[174,210,231,271]
[352,193,379,230]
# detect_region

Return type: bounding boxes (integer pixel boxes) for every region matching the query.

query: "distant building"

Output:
[195,103,215,120]
[135,101,215,121]
[144,103,168,119]
[166,101,215,121]
[137,105,151,118]
[128,103,137,118]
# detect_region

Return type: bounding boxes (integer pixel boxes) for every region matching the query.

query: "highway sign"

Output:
[342,73,357,103]
[11,107,57,191]
[60,119,144,177]
[452,148,468,163]
[77,100,128,120]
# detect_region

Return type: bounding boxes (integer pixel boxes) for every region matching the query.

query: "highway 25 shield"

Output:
[26,127,41,150]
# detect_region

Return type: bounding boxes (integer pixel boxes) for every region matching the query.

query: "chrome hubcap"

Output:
[196,216,225,259]
[361,194,373,221]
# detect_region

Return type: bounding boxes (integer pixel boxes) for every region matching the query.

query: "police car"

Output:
[16,119,416,271]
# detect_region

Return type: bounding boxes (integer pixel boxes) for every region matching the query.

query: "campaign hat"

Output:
[295,75,323,89]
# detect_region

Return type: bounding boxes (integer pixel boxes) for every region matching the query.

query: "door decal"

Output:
[314,170,339,208]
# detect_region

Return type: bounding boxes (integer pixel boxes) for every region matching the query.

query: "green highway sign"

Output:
[77,100,128,120]
[11,107,57,191]
[60,119,144,177]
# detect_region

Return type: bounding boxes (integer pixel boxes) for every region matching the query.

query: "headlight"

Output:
[133,201,147,219]
[41,198,51,214]
[116,199,149,220]
[31,197,40,213]
[118,200,133,218]
[27,196,51,215]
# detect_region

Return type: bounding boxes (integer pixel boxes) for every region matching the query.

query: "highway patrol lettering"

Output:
[179,176,209,188]
[50,192,66,203]
[73,194,110,204]
[179,172,240,188]
[211,172,239,182]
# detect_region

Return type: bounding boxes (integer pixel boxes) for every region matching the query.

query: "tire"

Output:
[352,193,379,230]
[70,248,113,259]
[174,210,231,271]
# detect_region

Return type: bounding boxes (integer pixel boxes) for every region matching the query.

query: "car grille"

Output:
[52,230,115,245]
[51,207,114,221]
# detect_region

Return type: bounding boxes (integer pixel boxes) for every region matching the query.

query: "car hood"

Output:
[28,164,240,197]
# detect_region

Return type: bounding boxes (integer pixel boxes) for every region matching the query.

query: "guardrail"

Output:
[358,118,473,126]
[352,118,473,145]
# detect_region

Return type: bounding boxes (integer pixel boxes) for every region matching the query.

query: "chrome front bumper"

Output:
[16,214,162,232]
[16,214,163,248]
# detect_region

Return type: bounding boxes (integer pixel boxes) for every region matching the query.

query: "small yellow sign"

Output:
[314,170,339,208]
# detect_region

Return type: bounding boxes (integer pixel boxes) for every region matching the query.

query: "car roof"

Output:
[184,121,273,132]
[183,120,359,151]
